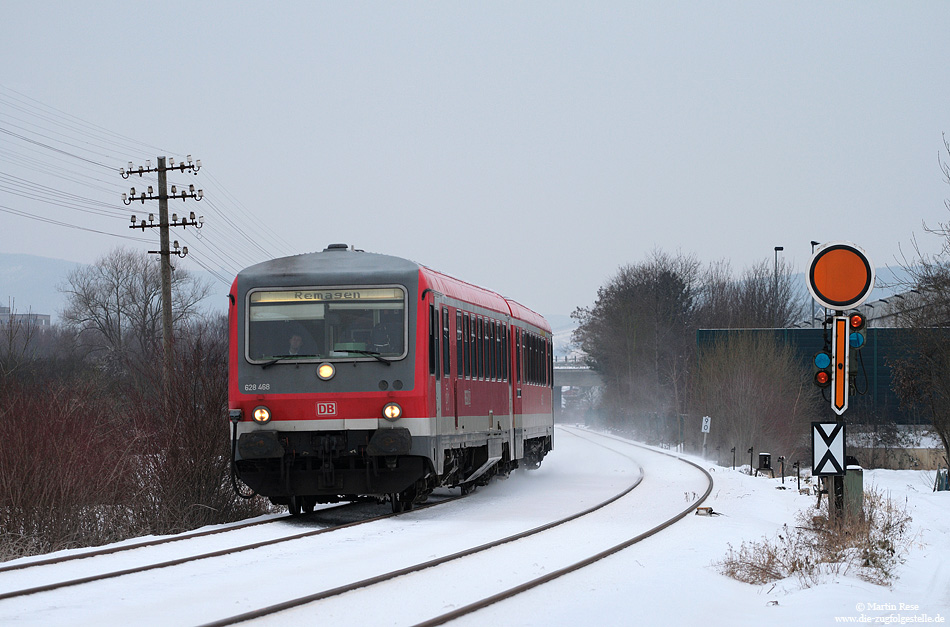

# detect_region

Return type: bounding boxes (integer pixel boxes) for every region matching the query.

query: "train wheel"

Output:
[390,485,417,513]
[288,496,303,516]
[302,496,316,514]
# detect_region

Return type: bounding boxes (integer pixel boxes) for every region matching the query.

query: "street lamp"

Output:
[774,246,784,327]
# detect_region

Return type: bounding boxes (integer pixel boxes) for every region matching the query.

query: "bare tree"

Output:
[689,331,819,461]
[59,247,211,382]
[695,258,804,329]
[0,298,40,379]
[572,250,700,438]
[888,134,950,466]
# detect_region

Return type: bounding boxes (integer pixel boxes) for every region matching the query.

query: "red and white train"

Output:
[228,244,554,513]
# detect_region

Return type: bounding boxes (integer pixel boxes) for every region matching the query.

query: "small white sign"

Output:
[701,416,711,433]
[812,422,845,476]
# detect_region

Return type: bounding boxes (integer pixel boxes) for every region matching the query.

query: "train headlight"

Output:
[252,405,272,424]
[317,363,336,381]
[382,402,402,421]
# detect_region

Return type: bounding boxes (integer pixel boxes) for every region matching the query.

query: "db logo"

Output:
[315,402,337,416]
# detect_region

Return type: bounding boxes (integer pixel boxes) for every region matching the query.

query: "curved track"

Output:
[417,427,714,625]
[0,427,709,626]
[202,427,709,626]
[199,427,646,626]
[0,497,456,603]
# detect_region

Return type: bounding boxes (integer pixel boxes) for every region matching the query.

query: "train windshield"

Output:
[246,286,407,363]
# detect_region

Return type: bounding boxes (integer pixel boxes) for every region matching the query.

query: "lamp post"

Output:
[774,246,784,327]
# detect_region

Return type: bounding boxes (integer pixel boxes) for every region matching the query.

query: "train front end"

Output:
[228,245,431,513]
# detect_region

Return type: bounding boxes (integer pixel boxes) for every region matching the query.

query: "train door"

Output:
[511,325,524,459]
[440,303,454,433]
[427,299,442,428]
[504,318,515,461]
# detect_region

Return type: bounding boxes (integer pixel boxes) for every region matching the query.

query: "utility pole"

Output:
[122,156,204,401]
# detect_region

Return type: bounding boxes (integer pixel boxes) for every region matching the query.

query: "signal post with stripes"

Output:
[806,242,874,518]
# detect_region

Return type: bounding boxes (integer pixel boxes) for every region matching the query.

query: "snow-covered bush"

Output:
[717,486,913,588]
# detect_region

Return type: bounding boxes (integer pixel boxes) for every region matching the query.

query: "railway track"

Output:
[0,496,456,603]
[418,428,715,626]
[0,427,708,626]
[196,427,646,625]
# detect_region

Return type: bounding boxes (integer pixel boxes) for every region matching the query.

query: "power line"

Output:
[0,83,302,280]
[0,127,113,169]
[0,204,152,243]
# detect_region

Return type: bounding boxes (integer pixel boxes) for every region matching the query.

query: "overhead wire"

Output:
[0,204,153,243]
[1,83,300,284]
[0,85,170,156]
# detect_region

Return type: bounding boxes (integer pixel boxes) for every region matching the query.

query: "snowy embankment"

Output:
[0,425,947,626]
[461,426,950,627]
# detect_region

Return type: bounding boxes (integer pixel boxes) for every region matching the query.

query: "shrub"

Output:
[0,317,271,562]
[717,486,914,588]
[0,381,139,560]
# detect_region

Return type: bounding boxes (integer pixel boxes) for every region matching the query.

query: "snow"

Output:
[0,425,947,626]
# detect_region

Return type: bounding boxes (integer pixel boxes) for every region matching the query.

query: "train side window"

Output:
[488,320,495,381]
[502,325,508,382]
[442,307,451,376]
[484,319,490,380]
[499,325,505,382]
[477,317,484,380]
[531,333,537,385]
[547,337,553,387]
[428,304,438,379]
[488,320,493,380]
[525,332,531,385]
[527,333,533,385]
[515,328,521,384]
[456,310,463,376]
[463,313,470,379]
[484,319,490,381]
[536,335,541,385]
[472,314,478,379]
[495,324,505,381]
[495,322,505,381]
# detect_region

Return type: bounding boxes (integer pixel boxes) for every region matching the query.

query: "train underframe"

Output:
[233,427,552,514]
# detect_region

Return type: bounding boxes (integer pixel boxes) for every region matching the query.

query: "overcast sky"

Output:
[2,2,949,316]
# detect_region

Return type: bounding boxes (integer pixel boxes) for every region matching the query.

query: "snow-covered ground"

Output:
[467,427,950,626]
[1,426,947,626]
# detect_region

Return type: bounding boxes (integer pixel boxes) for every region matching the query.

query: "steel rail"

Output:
[199,428,647,627]
[0,496,459,602]
[415,426,714,625]
[0,512,294,575]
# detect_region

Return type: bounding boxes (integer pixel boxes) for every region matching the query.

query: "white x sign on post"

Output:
[812,422,846,476]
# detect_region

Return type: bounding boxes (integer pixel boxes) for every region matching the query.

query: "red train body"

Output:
[228,245,553,513]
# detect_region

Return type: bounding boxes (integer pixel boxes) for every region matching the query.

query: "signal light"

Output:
[848,312,866,349]
[813,351,832,388]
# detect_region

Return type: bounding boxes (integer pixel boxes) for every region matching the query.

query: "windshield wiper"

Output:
[342,349,392,366]
[260,354,318,369]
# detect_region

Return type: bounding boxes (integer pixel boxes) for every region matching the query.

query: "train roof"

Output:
[236,245,418,284]
[235,245,550,333]
[417,265,550,332]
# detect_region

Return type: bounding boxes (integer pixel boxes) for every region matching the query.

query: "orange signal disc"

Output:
[808,243,874,309]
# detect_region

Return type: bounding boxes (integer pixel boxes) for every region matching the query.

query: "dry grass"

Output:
[717,486,914,588]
